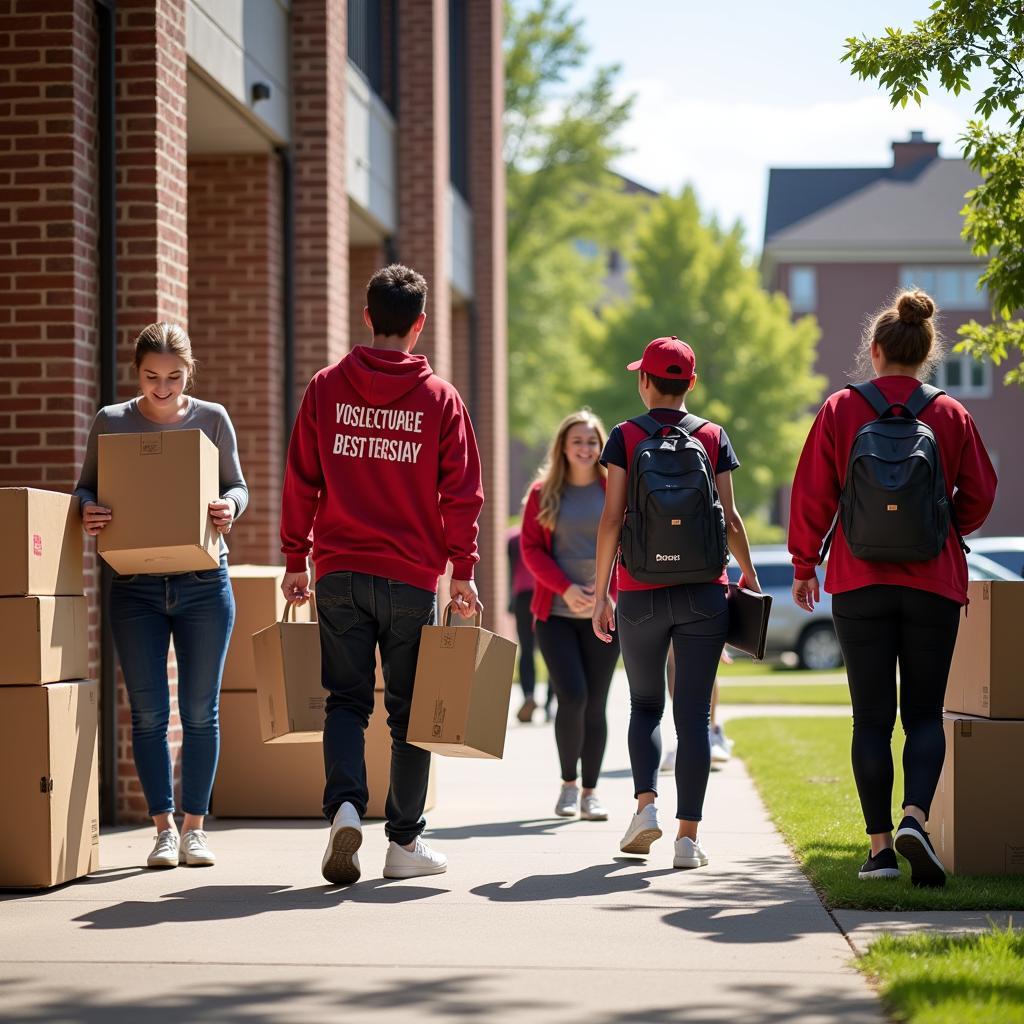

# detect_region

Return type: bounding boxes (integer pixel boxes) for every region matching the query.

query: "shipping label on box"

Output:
[0,596,89,686]
[97,428,220,575]
[0,488,83,597]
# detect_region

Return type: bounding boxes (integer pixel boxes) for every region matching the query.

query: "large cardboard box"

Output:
[408,609,517,758]
[0,488,83,597]
[946,580,1024,719]
[97,428,220,575]
[0,596,88,686]
[0,680,100,888]
[213,689,434,819]
[931,713,1024,876]
[223,566,312,692]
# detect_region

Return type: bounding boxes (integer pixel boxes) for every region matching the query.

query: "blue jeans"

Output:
[109,557,235,817]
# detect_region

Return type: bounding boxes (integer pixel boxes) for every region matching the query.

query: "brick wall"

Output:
[348,242,385,350]
[188,154,284,566]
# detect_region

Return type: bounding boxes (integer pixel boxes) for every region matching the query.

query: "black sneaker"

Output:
[857,846,900,880]
[894,815,946,888]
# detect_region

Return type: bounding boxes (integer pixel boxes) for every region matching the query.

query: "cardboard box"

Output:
[213,689,434,819]
[0,488,83,597]
[946,580,1024,719]
[0,596,89,686]
[222,566,312,692]
[408,610,517,758]
[97,428,220,575]
[0,680,100,888]
[931,714,1024,876]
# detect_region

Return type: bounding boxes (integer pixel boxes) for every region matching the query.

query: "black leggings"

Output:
[513,591,538,698]
[832,585,961,835]
[535,615,619,788]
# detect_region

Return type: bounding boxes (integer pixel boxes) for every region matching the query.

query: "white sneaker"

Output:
[580,794,608,821]
[659,747,676,774]
[674,835,709,869]
[710,728,731,765]
[321,801,362,885]
[383,837,448,879]
[619,804,662,854]
[714,724,735,752]
[554,783,580,818]
[180,828,216,866]
[146,828,179,869]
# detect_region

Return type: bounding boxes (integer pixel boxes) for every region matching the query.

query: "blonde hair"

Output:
[133,322,196,390]
[529,410,608,530]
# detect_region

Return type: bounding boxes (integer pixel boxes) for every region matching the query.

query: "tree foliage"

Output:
[593,190,824,531]
[844,1,1024,384]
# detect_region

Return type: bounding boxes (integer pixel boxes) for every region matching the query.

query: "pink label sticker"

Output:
[32,534,43,557]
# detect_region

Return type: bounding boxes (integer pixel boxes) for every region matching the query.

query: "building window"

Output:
[932,351,991,399]
[448,0,469,199]
[348,0,384,95]
[788,267,816,313]
[899,266,988,310]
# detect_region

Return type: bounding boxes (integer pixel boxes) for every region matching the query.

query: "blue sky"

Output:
[569,1,990,250]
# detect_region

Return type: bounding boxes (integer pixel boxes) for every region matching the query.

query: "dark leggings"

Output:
[832,585,961,835]
[512,590,538,698]
[534,615,619,788]
[618,583,728,821]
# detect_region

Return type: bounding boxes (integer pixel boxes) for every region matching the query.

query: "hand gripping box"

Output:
[98,428,220,575]
[0,488,83,596]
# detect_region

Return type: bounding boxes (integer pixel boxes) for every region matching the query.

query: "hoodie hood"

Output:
[340,345,434,406]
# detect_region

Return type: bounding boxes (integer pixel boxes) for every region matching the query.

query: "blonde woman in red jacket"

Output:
[522,410,619,821]
[789,289,997,889]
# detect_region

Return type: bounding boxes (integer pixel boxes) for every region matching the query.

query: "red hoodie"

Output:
[281,345,483,592]
[788,375,997,605]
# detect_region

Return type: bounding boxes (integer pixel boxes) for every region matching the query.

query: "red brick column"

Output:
[115,0,189,820]
[466,0,508,631]
[450,301,472,415]
[349,242,386,349]
[395,0,451,379]
[188,154,284,566]
[291,0,348,413]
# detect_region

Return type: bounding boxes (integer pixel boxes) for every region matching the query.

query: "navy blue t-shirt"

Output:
[601,409,740,474]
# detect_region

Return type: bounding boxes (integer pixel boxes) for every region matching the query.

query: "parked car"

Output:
[966,538,1024,579]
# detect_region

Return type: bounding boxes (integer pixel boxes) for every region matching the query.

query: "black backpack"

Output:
[621,413,728,584]
[824,382,962,563]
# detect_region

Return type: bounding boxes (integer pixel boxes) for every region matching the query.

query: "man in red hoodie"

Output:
[279,264,484,885]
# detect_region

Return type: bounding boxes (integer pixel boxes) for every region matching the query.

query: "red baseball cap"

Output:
[626,336,696,378]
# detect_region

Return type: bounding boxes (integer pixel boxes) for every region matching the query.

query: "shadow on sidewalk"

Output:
[471,859,677,902]
[425,817,577,841]
[70,879,449,930]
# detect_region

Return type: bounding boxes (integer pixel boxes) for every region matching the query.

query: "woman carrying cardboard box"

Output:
[74,323,248,870]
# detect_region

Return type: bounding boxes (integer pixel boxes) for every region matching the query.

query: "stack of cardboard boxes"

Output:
[934,580,1024,876]
[0,488,99,888]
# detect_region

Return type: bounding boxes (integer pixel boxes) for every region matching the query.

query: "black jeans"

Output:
[832,584,961,835]
[512,590,538,698]
[618,583,728,821]
[316,571,435,846]
[534,615,619,788]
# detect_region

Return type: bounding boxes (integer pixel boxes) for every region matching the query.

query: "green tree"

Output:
[844,1,1024,384]
[504,0,637,444]
[594,190,824,537]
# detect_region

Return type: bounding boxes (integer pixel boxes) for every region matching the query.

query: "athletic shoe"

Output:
[857,847,900,880]
[712,723,735,752]
[580,794,608,821]
[710,728,731,764]
[555,783,580,817]
[180,828,216,866]
[659,747,676,774]
[516,697,537,723]
[894,815,946,888]
[619,805,662,854]
[383,838,448,879]
[673,836,709,869]
[146,828,179,869]
[321,801,362,885]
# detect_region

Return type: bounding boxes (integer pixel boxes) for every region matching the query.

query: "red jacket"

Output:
[281,345,483,592]
[788,375,997,605]
[521,480,617,622]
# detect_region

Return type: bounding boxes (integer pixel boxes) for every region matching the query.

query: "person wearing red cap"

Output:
[592,337,761,870]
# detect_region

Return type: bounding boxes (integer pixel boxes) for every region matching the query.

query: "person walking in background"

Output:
[279,264,484,886]
[521,411,619,822]
[660,649,733,775]
[75,323,246,870]
[507,525,553,723]
[593,336,761,871]
[789,290,996,888]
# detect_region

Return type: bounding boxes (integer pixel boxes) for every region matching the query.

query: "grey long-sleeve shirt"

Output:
[73,397,249,523]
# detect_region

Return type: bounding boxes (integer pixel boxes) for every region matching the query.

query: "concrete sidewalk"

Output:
[0,675,882,1023]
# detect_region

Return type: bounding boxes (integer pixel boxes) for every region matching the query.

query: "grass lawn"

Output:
[728,716,1024,911]
[718,683,849,705]
[859,927,1024,1024]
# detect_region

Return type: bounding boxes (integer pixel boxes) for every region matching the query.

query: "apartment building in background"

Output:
[0,0,507,821]
[763,132,1019,535]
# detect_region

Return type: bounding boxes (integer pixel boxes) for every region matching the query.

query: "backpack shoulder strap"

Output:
[904,383,945,419]
[847,382,890,417]
[631,414,667,438]
[679,413,708,435]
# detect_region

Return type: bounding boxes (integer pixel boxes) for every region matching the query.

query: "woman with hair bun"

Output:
[788,290,997,888]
